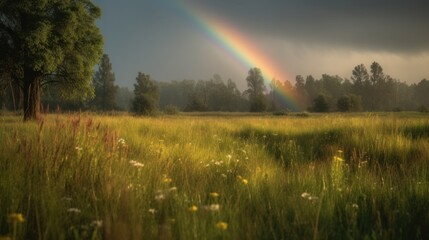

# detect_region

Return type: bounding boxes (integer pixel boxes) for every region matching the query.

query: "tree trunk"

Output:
[23,72,41,121]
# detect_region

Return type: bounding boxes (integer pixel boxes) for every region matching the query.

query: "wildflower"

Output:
[352,203,359,209]
[118,138,126,145]
[308,196,319,201]
[189,205,198,212]
[203,204,220,211]
[155,192,165,201]
[241,179,249,185]
[8,213,25,223]
[226,154,232,160]
[210,192,219,198]
[162,177,173,183]
[129,160,145,168]
[91,220,103,228]
[301,192,318,201]
[301,192,311,199]
[67,208,81,213]
[216,221,228,230]
[148,208,156,214]
[62,197,72,202]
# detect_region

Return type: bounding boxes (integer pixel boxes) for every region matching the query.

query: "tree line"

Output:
[1,54,429,115]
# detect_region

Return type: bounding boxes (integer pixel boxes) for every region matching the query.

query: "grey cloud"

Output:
[188,0,429,53]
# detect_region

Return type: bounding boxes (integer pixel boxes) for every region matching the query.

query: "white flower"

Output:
[308,196,319,201]
[155,193,165,201]
[62,197,72,202]
[118,138,126,146]
[67,208,81,213]
[129,160,145,168]
[148,208,156,214]
[301,192,311,199]
[91,220,103,228]
[203,204,220,211]
[301,192,319,201]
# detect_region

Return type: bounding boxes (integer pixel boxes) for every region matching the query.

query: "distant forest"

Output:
[1,56,428,114]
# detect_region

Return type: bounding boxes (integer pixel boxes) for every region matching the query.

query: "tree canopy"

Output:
[0,0,103,120]
[245,67,267,112]
[91,54,118,111]
[132,72,159,115]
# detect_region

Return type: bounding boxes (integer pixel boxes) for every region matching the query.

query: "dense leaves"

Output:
[132,72,159,115]
[0,0,103,120]
[91,54,118,111]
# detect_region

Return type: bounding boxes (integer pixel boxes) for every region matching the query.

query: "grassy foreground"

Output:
[0,113,428,239]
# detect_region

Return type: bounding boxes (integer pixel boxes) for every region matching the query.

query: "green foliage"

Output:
[337,94,362,112]
[0,0,103,120]
[91,54,118,111]
[312,94,330,112]
[245,68,267,112]
[132,72,159,115]
[159,76,248,112]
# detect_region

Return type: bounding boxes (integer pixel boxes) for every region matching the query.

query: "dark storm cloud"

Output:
[190,0,429,53]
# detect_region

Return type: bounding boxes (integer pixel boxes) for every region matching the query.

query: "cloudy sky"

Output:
[93,0,429,89]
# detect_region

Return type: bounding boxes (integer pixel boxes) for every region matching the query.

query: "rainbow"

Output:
[176,1,302,111]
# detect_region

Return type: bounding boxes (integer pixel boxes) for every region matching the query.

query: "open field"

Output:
[1,113,428,239]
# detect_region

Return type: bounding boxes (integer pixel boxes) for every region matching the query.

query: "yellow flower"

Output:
[210,192,219,198]
[8,213,25,223]
[162,177,172,183]
[189,205,198,212]
[216,221,228,230]
[241,179,249,185]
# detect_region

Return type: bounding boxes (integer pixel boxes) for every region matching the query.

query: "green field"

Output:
[1,113,428,239]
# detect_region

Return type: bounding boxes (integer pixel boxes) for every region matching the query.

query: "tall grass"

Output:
[0,113,428,239]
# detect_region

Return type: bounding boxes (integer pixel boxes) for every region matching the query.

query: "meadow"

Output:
[0,112,428,239]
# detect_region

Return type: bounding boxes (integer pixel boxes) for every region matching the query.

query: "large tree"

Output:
[245,67,266,112]
[92,54,118,111]
[0,0,103,120]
